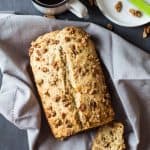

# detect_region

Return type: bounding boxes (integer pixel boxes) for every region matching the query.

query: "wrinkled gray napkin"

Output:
[0,14,150,150]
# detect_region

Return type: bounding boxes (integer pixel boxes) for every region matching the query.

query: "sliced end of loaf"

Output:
[92,122,126,150]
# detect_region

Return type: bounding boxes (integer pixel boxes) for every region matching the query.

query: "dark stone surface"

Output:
[0,116,28,150]
[0,0,149,150]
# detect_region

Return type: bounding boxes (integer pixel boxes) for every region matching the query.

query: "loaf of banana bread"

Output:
[29,26,114,139]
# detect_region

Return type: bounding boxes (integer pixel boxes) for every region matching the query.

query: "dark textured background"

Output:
[0,0,149,150]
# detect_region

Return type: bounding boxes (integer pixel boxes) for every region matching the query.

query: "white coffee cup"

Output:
[32,0,88,18]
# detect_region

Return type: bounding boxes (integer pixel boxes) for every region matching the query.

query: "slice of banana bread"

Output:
[92,122,126,150]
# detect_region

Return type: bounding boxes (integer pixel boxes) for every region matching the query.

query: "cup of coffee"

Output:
[32,0,88,18]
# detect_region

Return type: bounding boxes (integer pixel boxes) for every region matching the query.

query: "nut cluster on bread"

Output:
[29,26,115,139]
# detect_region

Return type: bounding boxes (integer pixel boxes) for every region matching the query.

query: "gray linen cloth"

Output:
[0,14,149,150]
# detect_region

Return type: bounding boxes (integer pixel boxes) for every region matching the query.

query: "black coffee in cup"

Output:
[37,0,65,5]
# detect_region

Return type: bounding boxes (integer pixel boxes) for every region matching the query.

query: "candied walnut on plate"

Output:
[143,26,150,38]
[129,8,142,17]
[115,1,122,12]
[106,23,113,30]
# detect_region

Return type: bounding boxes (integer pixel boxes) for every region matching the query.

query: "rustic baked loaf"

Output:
[29,26,114,139]
[92,122,126,150]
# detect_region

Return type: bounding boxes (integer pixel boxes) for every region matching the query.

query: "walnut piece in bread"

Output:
[29,26,114,139]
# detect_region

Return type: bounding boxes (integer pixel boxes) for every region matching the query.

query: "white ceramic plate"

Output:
[96,0,150,27]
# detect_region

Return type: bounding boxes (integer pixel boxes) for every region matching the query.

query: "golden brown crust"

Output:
[29,26,114,139]
[92,122,126,150]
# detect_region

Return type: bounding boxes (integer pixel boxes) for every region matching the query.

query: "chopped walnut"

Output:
[101,98,106,103]
[59,46,63,51]
[77,37,88,46]
[143,26,150,38]
[35,57,40,61]
[52,61,57,68]
[88,55,95,60]
[81,38,87,44]
[92,65,100,76]
[79,104,86,111]
[67,123,72,128]
[69,29,75,34]
[107,23,113,30]
[66,27,73,31]
[42,67,49,72]
[89,88,97,94]
[49,78,58,86]
[47,106,52,110]
[55,96,61,102]
[72,48,78,56]
[61,95,67,102]
[129,9,142,17]
[37,79,43,85]
[48,39,59,44]
[51,111,56,117]
[37,45,41,48]
[52,61,59,70]
[36,50,41,56]
[65,37,70,42]
[70,45,82,56]
[62,113,66,119]
[66,27,76,34]
[70,44,76,50]
[44,91,50,96]
[55,119,62,127]
[43,48,48,53]
[115,1,122,12]
[77,38,82,43]
[74,67,87,78]
[47,113,51,118]
[65,120,73,128]
[81,68,87,76]
[64,101,71,107]
[78,67,82,74]
[90,101,97,109]
[32,43,41,48]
